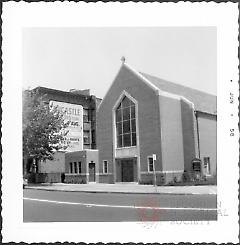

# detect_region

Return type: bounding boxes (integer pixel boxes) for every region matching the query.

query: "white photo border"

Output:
[2,2,239,243]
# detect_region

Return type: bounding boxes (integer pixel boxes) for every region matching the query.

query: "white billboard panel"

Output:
[49,100,83,152]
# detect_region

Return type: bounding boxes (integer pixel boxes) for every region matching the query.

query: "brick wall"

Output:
[65,151,87,173]
[38,152,65,173]
[64,174,87,184]
[197,113,217,176]
[35,173,61,183]
[180,99,196,171]
[97,64,162,183]
[159,94,184,172]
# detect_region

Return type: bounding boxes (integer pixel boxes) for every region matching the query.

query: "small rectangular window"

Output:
[91,130,95,144]
[74,162,78,173]
[103,160,108,174]
[69,162,72,173]
[148,157,154,172]
[83,109,89,122]
[83,130,90,144]
[203,157,210,174]
[192,161,201,171]
[78,162,82,174]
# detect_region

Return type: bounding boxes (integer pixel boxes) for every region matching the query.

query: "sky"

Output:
[23,27,217,99]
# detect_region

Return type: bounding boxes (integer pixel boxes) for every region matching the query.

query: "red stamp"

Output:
[136,197,164,228]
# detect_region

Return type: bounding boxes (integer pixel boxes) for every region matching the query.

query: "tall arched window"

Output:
[115,95,136,147]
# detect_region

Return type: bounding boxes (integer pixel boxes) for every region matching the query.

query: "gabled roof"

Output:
[141,72,217,115]
[121,63,216,115]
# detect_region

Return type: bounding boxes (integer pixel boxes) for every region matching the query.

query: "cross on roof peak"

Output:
[121,56,126,63]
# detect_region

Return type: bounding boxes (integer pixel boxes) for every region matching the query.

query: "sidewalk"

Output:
[25,183,217,195]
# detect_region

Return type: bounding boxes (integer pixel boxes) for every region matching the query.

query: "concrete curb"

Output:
[24,186,217,195]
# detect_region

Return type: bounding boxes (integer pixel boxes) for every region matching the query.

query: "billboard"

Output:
[49,100,83,152]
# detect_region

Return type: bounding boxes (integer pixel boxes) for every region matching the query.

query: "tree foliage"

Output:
[23,90,69,162]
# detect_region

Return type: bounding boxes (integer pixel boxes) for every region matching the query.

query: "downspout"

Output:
[195,111,201,158]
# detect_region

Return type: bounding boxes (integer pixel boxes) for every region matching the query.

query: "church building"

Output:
[96,60,217,185]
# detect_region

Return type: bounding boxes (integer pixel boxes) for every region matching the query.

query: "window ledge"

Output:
[116,146,137,150]
[65,173,86,176]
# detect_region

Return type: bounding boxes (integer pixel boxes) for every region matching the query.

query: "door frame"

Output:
[121,159,134,182]
[88,161,96,182]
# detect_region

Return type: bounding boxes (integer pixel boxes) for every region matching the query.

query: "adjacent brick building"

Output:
[96,61,217,184]
[33,86,102,150]
[27,87,101,183]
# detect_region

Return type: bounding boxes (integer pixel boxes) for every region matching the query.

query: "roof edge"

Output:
[123,62,160,94]
[97,63,125,112]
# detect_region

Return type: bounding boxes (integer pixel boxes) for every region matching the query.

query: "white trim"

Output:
[24,198,217,210]
[95,173,111,176]
[141,170,184,174]
[116,146,137,150]
[102,160,108,174]
[147,156,154,173]
[97,63,124,112]
[81,108,84,150]
[112,90,140,182]
[125,63,195,111]
[84,149,99,152]
[160,170,184,174]
[124,62,159,94]
[112,103,117,182]
[135,99,140,182]
[203,156,211,175]
[158,89,195,110]
[98,61,195,113]
[86,158,89,183]
[126,63,194,109]
[114,181,138,184]
[158,90,181,100]
[65,173,88,176]
[112,91,138,152]
[112,90,138,110]
[180,96,195,109]
[69,162,81,174]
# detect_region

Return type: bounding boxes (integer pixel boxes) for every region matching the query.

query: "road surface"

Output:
[24,189,217,222]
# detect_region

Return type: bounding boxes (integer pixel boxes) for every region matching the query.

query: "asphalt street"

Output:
[24,189,217,222]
